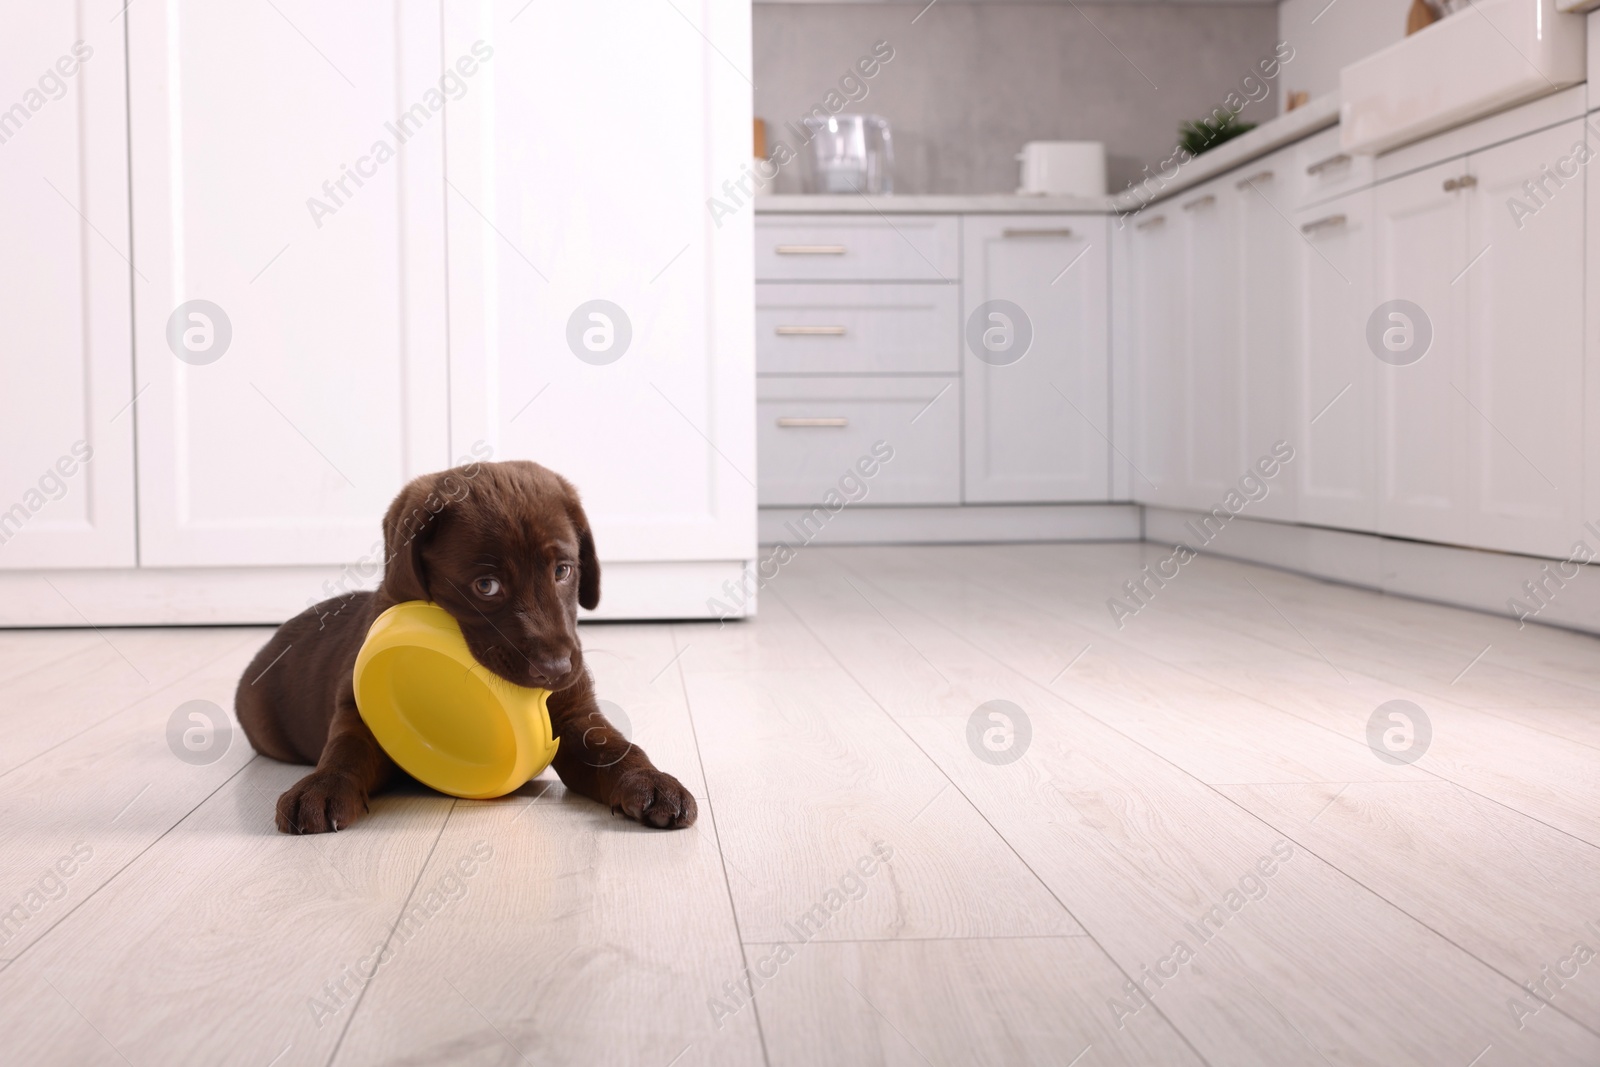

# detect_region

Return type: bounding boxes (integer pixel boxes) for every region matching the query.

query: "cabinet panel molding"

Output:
[0,2,135,569]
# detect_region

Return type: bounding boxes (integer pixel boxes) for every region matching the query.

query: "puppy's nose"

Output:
[528,655,571,684]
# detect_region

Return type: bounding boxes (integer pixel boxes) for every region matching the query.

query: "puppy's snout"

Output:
[527,655,571,685]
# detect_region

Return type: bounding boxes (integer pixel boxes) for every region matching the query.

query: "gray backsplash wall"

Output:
[753,3,1284,195]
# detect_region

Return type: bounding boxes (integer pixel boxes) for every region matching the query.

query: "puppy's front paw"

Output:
[276,771,368,834]
[611,768,697,829]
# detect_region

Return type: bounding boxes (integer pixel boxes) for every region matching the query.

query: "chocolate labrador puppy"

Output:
[236,460,697,833]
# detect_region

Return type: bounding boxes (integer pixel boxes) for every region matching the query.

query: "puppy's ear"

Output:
[558,477,600,610]
[381,474,452,604]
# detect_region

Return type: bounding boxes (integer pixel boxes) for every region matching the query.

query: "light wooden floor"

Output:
[3,544,1600,1066]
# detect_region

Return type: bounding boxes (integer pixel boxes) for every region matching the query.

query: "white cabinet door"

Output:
[0,4,135,569]
[1126,208,1187,508]
[1235,151,1299,523]
[961,216,1110,502]
[1462,121,1585,557]
[1373,159,1470,546]
[1293,189,1376,531]
[1589,118,1600,544]
[128,1,449,567]
[444,1,754,564]
[1177,180,1243,508]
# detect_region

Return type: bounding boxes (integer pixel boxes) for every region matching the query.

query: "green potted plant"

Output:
[1178,109,1256,156]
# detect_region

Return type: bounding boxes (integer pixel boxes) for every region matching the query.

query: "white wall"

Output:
[1277,0,1405,107]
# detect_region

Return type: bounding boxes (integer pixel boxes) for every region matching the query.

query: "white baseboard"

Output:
[12,503,1598,635]
[1144,507,1600,637]
[759,503,1142,546]
[0,560,754,627]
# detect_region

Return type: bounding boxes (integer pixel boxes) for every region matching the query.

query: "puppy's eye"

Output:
[553,563,573,582]
[473,577,502,597]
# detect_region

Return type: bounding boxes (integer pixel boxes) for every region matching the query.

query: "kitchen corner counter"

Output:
[754,193,1113,214]
[753,95,1340,219]
[755,96,1344,219]
[1109,94,1340,211]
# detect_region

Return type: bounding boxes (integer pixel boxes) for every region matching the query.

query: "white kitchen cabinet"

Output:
[1373,158,1470,546]
[445,0,755,570]
[961,216,1110,502]
[1234,149,1299,522]
[1293,188,1377,531]
[1589,108,1600,542]
[1126,206,1188,509]
[1177,180,1244,508]
[1129,157,1299,520]
[1461,121,1585,556]
[1375,120,1584,558]
[127,1,449,567]
[0,3,136,569]
[1,0,754,623]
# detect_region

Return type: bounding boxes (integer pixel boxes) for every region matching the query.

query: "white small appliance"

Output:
[1015,141,1106,197]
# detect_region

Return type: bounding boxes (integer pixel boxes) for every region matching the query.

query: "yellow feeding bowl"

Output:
[354,601,559,800]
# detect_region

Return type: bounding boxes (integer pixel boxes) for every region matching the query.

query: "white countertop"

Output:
[754,94,1340,217]
[754,193,1113,214]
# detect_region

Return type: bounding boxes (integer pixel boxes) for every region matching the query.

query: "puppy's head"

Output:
[379,460,599,690]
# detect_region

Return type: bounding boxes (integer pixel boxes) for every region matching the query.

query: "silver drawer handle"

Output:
[1306,152,1351,176]
[1443,175,1477,192]
[775,325,847,336]
[1001,227,1074,238]
[1182,194,1216,211]
[777,417,848,428]
[774,244,846,255]
[1235,169,1274,188]
[1135,215,1166,231]
[1299,213,1347,234]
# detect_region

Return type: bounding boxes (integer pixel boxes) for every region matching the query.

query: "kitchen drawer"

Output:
[757,377,960,505]
[755,215,960,282]
[756,283,959,375]
[1294,126,1375,208]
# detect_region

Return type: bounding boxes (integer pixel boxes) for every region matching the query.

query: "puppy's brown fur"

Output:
[236,460,697,834]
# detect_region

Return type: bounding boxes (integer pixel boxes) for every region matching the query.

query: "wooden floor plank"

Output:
[0,758,453,1067]
[799,551,1430,788]
[0,629,104,686]
[752,937,1205,1067]
[328,795,762,1067]
[0,633,267,962]
[772,547,1600,1066]
[0,628,261,777]
[574,621,712,798]
[1221,780,1600,1033]
[678,614,1080,942]
[2,544,1599,1065]
[847,545,1600,850]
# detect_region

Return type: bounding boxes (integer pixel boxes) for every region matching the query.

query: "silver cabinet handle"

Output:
[1235,169,1274,189]
[1001,227,1074,238]
[777,417,848,428]
[1182,194,1216,211]
[1306,152,1351,176]
[774,244,846,255]
[1443,175,1477,192]
[1299,213,1347,234]
[1135,215,1166,231]
[775,325,847,336]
